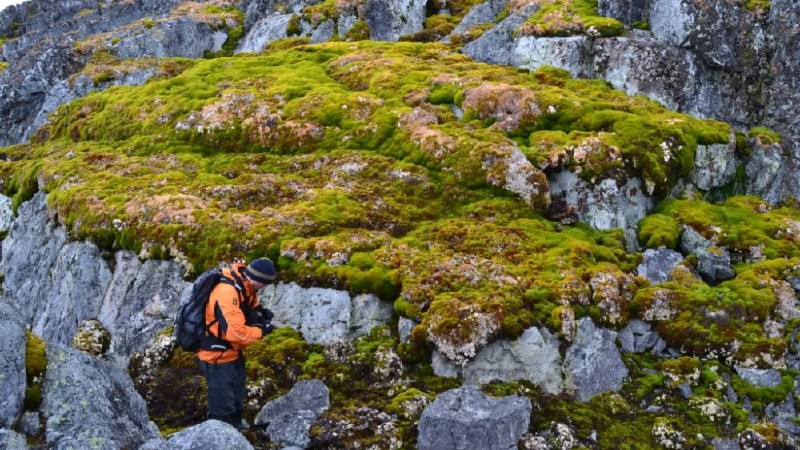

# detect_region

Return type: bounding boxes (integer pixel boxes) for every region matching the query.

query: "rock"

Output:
[450,0,508,36]
[462,327,563,394]
[98,251,188,364]
[1,194,113,345]
[695,247,735,282]
[618,319,669,355]
[564,318,628,402]
[19,411,43,439]
[547,172,652,251]
[0,194,14,233]
[140,420,253,450]
[597,0,647,25]
[112,18,228,59]
[41,345,160,449]
[512,36,592,78]
[652,418,686,449]
[0,429,27,450]
[773,280,800,321]
[746,143,784,201]
[765,393,799,436]
[311,406,402,449]
[787,277,800,293]
[398,317,417,343]
[255,379,330,446]
[691,136,737,191]
[364,0,426,42]
[262,282,391,344]
[236,14,292,54]
[649,0,698,47]
[71,319,111,356]
[431,350,461,378]
[0,303,26,428]
[735,366,782,388]
[711,437,740,450]
[636,249,685,285]
[462,14,527,66]
[418,384,531,450]
[310,20,335,44]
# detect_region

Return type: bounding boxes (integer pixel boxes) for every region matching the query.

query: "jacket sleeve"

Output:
[211,283,263,345]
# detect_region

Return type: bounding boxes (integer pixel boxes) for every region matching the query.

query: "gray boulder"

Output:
[679,226,734,282]
[735,366,782,388]
[310,20,335,44]
[597,0,647,25]
[462,14,527,66]
[0,429,27,450]
[140,420,253,450]
[0,302,27,428]
[636,248,684,285]
[364,0,427,42]
[765,393,799,436]
[512,36,592,78]
[418,384,531,450]
[112,18,228,59]
[98,251,189,364]
[617,319,669,355]
[41,345,160,449]
[548,172,653,250]
[450,0,509,36]
[0,194,14,233]
[649,0,698,47]
[236,14,292,54]
[461,327,563,395]
[691,136,737,191]
[564,318,628,402]
[746,142,784,201]
[1,194,113,345]
[255,379,330,448]
[398,317,417,343]
[262,282,392,343]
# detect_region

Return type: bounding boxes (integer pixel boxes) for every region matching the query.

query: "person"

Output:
[197,257,276,429]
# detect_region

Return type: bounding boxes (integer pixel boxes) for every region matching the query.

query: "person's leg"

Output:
[200,360,238,424]
[232,357,247,428]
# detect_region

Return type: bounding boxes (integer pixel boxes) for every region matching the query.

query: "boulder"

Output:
[0,194,14,233]
[140,420,253,450]
[636,248,684,285]
[765,393,799,437]
[262,282,391,343]
[98,251,189,364]
[512,36,592,78]
[691,136,738,191]
[450,0,508,36]
[461,15,527,66]
[364,0,426,42]
[746,142,784,201]
[0,302,27,428]
[255,379,330,448]
[679,226,734,282]
[417,384,531,450]
[461,327,563,395]
[597,0,647,24]
[734,366,782,388]
[564,318,628,402]
[398,317,417,343]
[548,171,652,250]
[0,429,27,450]
[649,0,698,47]
[236,14,292,54]
[41,345,160,449]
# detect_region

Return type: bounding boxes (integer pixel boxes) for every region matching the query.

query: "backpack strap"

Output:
[199,276,245,351]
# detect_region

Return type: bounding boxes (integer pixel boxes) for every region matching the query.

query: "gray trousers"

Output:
[199,357,246,427]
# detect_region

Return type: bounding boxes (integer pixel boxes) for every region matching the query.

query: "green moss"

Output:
[749,126,782,145]
[744,0,771,12]
[0,61,8,73]
[631,21,650,30]
[516,0,625,38]
[287,14,302,37]
[25,331,47,410]
[637,213,680,249]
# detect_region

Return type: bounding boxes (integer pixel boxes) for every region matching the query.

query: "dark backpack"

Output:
[174,268,242,352]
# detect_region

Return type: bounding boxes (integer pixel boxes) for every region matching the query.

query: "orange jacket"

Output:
[197,263,263,364]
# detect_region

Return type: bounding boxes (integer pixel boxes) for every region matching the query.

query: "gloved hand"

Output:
[244,309,260,326]
[259,320,274,336]
[256,305,274,322]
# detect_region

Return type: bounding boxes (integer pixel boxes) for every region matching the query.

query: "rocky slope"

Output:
[0,0,799,449]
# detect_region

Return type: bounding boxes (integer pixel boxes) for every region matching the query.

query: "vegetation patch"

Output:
[513,0,625,38]
[24,331,47,411]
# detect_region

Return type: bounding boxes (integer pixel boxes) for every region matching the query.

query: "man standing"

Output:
[197,257,276,429]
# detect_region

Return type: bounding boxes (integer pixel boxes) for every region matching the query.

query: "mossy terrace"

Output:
[1,34,799,447]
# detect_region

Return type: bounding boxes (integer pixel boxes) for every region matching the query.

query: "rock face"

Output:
[364,0,427,42]
[0,302,27,428]
[262,282,393,343]
[0,193,112,345]
[461,327,563,395]
[236,14,293,54]
[140,420,254,450]
[98,251,189,364]
[564,318,628,402]
[255,379,330,448]
[548,171,653,250]
[418,384,531,450]
[636,248,685,285]
[0,429,27,450]
[41,345,160,449]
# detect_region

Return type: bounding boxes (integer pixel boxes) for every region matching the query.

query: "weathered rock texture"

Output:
[140,420,254,450]
[0,302,27,428]
[255,379,330,448]
[41,345,160,449]
[262,282,393,343]
[564,318,628,402]
[418,384,531,450]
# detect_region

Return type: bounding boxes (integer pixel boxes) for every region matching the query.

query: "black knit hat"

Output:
[244,257,276,284]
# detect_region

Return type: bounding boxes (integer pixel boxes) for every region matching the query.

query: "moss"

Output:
[744,0,771,13]
[631,21,650,30]
[287,14,302,37]
[749,126,782,145]
[24,331,47,411]
[516,0,625,38]
[637,213,680,249]
[0,61,8,73]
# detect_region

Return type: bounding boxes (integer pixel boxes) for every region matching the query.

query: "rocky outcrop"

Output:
[255,379,330,448]
[679,226,734,282]
[41,345,160,449]
[98,251,189,364]
[262,282,393,344]
[0,302,27,428]
[140,420,254,450]
[564,318,628,402]
[548,171,653,250]
[236,14,293,54]
[0,193,112,345]
[418,384,531,450]
[364,0,426,42]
